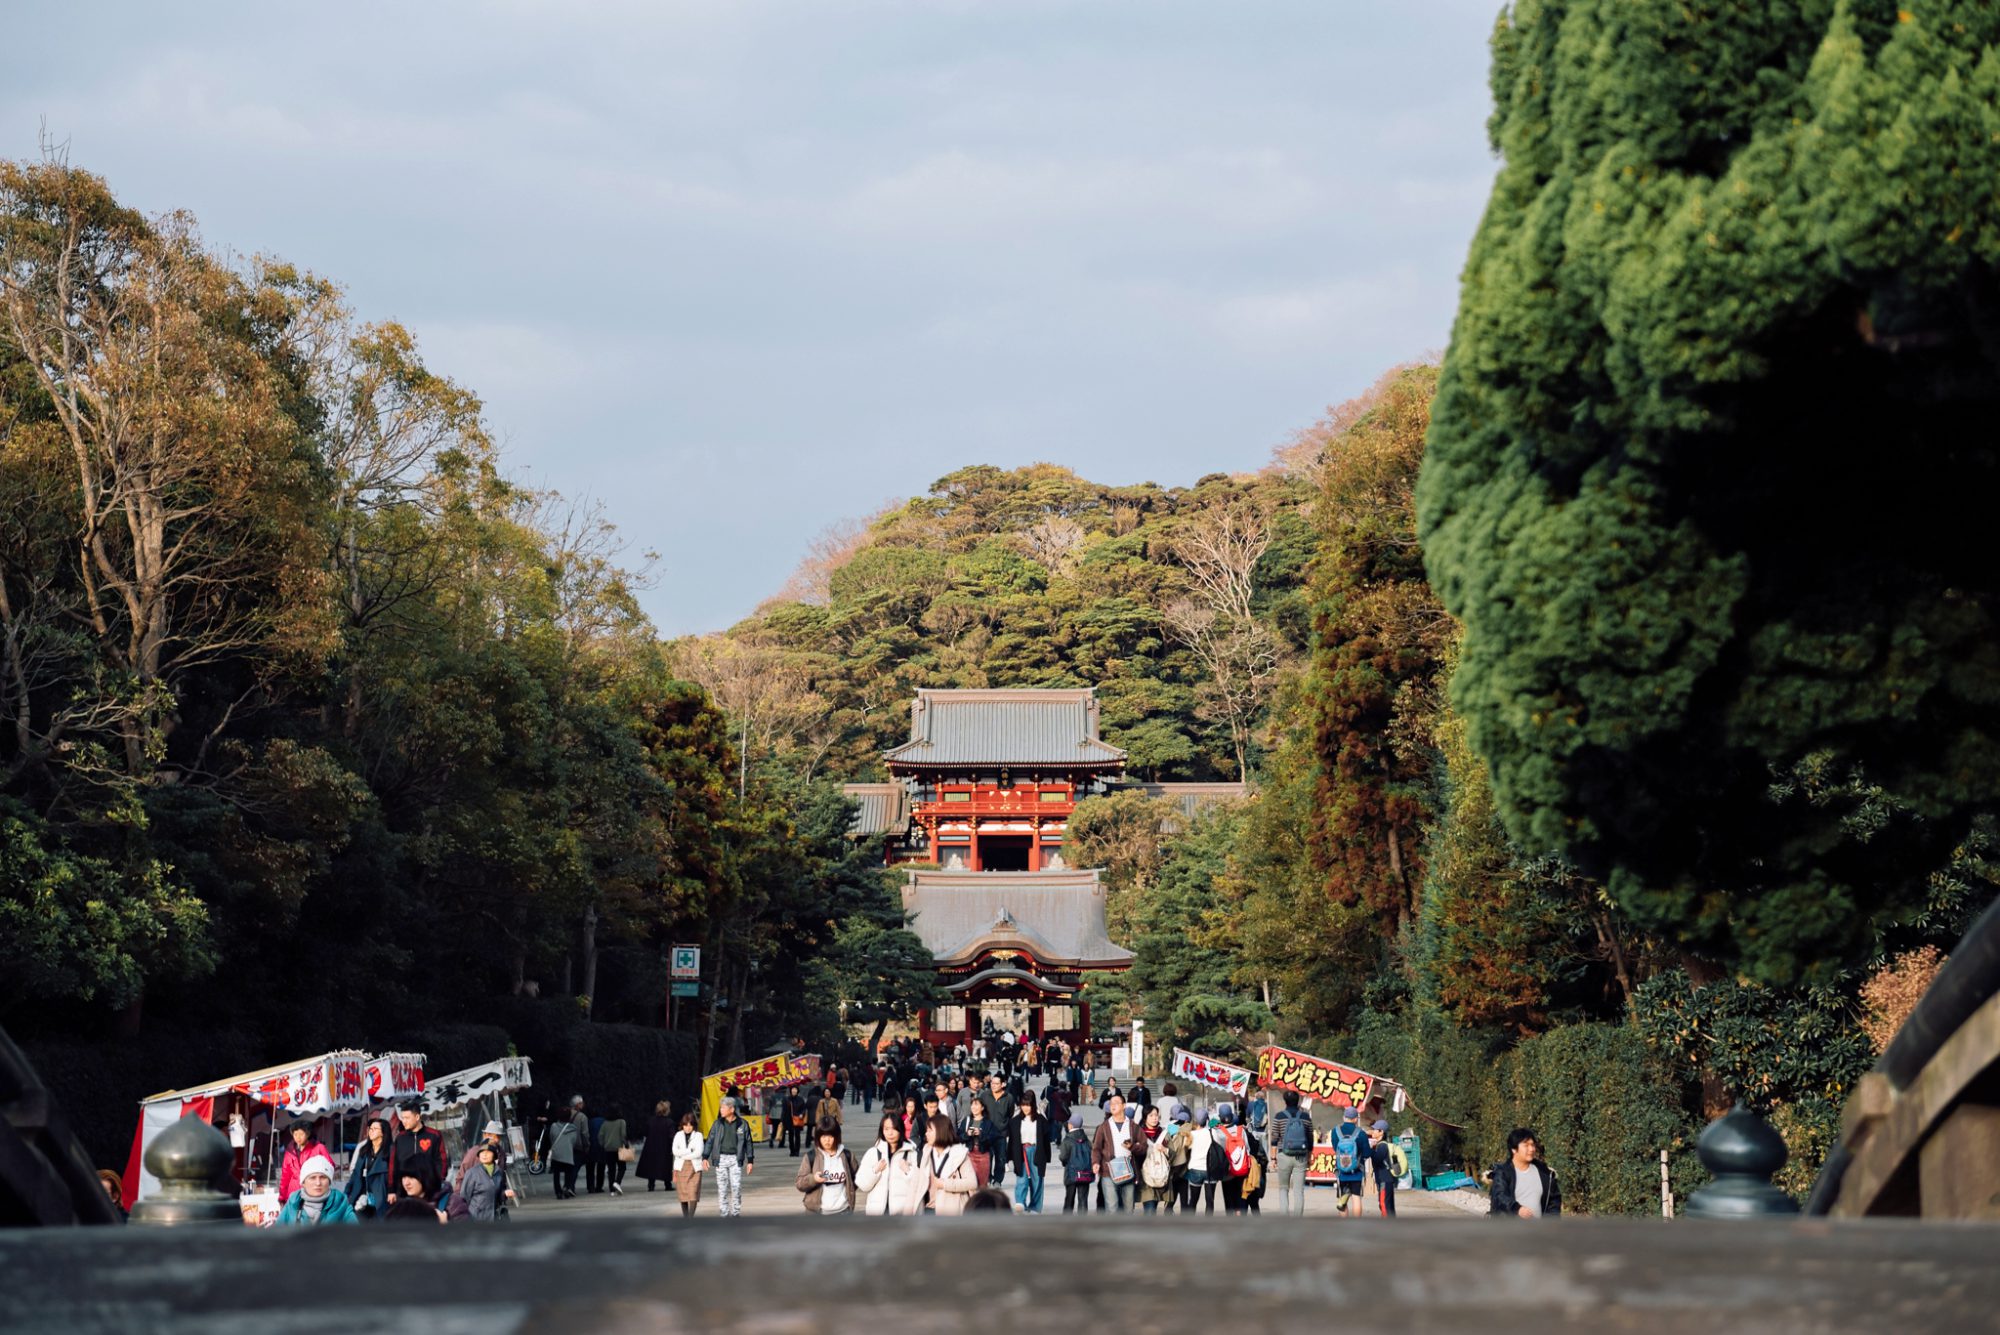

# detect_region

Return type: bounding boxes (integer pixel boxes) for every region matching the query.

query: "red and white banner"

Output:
[1170,1047,1255,1098]
[365,1052,427,1103]
[1256,1045,1376,1110]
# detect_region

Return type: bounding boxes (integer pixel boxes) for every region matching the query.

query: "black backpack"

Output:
[1279,1109,1312,1155]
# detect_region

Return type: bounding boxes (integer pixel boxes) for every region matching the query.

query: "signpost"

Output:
[669,945,702,1031]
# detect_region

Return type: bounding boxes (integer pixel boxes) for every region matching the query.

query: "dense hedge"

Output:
[1486,1023,1698,1217]
[1341,1009,1697,1216]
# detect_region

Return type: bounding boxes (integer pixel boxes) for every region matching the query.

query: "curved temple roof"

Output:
[902,868,1134,970]
[885,688,1126,768]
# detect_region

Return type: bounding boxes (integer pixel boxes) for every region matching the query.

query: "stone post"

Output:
[1684,1102,1800,1218]
[127,1113,241,1227]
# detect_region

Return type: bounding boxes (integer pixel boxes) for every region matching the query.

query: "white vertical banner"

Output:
[1129,1020,1145,1078]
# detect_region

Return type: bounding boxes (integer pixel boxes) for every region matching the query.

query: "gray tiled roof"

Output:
[841,783,910,837]
[884,689,1126,768]
[1136,781,1250,827]
[902,869,1134,968]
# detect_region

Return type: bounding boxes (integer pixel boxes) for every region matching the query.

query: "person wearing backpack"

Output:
[1059,1111,1095,1213]
[1366,1119,1402,1217]
[1214,1104,1255,1215]
[1135,1105,1173,1213]
[1164,1106,1194,1212]
[1331,1105,1369,1218]
[1184,1110,1217,1213]
[1268,1090,1315,1216]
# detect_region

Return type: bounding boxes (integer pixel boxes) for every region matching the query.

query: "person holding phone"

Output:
[796,1119,857,1216]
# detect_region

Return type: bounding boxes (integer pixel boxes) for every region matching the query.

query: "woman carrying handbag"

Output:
[921,1115,977,1216]
[670,1112,704,1218]
[796,1120,858,1216]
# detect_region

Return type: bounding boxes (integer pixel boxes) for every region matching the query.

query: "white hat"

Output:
[299,1154,336,1184]
[482,1120,504,1136]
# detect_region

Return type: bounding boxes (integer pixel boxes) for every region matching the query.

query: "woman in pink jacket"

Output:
[278,1123,331,1202]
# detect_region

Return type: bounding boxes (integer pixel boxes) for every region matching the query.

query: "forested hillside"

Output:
[0,160,903,1160]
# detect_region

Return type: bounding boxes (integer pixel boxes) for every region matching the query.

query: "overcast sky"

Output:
[4,2,1501,635]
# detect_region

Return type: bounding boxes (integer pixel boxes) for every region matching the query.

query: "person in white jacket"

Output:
[921,1114,978,1216]
[855,1113,924,1217]
[670,1112,704,1218]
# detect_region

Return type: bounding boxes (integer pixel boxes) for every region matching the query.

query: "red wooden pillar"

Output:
[969,821,982,872]
[1079,998,1090,1046]
[1029,818,1042,871]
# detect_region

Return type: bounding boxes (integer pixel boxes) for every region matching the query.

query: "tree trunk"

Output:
[579,902,599,1021]
[1387,827,1410,932]
[1593,905,1636,1007]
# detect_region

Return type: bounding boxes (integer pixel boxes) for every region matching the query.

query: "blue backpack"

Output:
[1334,1123,1365,1179]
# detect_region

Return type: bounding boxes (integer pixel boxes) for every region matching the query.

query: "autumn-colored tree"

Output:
[1305,364,1449,932]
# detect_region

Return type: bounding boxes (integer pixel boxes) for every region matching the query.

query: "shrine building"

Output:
[843,688,1134,1049]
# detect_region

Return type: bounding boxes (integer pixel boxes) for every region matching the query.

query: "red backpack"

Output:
[1222,1126,1251,1177]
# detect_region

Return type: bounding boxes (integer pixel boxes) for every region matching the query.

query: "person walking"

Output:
[1092,1092,1138,1212]
[457,1141,514,1221]
[1058,1111,1094,1213]
[863,1065,880,1114]
[1215,1105,1255,1215]
[1009,1089,1049,1214]
[856,1112,924,1216]
[900,1095,923,1145]
[1490,1127,1562,1218]
[387,1102,449,1207]
[598,1104,630,1195]
[1044,1080,1071,1133]
[1164,1106,1194,1212]
[814,1085,844,1136]
[783,1088,808,1158]
[1269,1090,1314,1216]
[636,1100,675,1192]
[980,1073,1015,1185]
[960,1098,1003,1188]
[1136,1105,1174,1214]
[1127,1078,1152,1115]
[1331,1106,1370,1219]
[544,1097,586,1200]
[1188,1110,1221,1213]
[796,1119,858,1216]
[1367,1119,1399,1217]
[708,1097,757,1218]
[454,1120,508,1198]
[277,1153,359,1226]
[670,1112,704,1217]
[920,1115,977,1216]
[586,1105,608,1194]
[344,1117,390,1218]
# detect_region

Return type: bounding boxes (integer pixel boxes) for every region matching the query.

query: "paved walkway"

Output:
[518,1076,1473,1221]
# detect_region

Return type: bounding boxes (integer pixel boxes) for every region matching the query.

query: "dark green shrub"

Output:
[1489,1023,1696,1216]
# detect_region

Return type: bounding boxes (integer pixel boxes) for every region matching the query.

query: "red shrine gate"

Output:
[844,690,1137,1049]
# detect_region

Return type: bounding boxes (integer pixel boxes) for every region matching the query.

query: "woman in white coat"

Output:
[921,1114,978,1216]
[670,1111,704,1218]
[855,1113,924,1217]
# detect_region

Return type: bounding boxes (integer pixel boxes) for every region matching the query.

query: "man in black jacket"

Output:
[1489,1127,1562,1217]
[386,1103,447,1205]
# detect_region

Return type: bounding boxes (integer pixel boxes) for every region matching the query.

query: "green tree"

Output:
[1419,1,2000,981]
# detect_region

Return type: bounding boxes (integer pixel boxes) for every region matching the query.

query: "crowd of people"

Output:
[201,1029,1558,1227]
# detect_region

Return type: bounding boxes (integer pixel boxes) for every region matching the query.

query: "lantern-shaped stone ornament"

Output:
[1685,1102,1801,1218]
[127,1113,241,1226]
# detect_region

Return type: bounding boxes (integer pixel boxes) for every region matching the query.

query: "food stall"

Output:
[698,1052,819,1139]
[122,1050,426,1212]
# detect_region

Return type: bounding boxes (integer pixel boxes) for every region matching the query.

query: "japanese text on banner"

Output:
[1256,1045,1375,1109]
